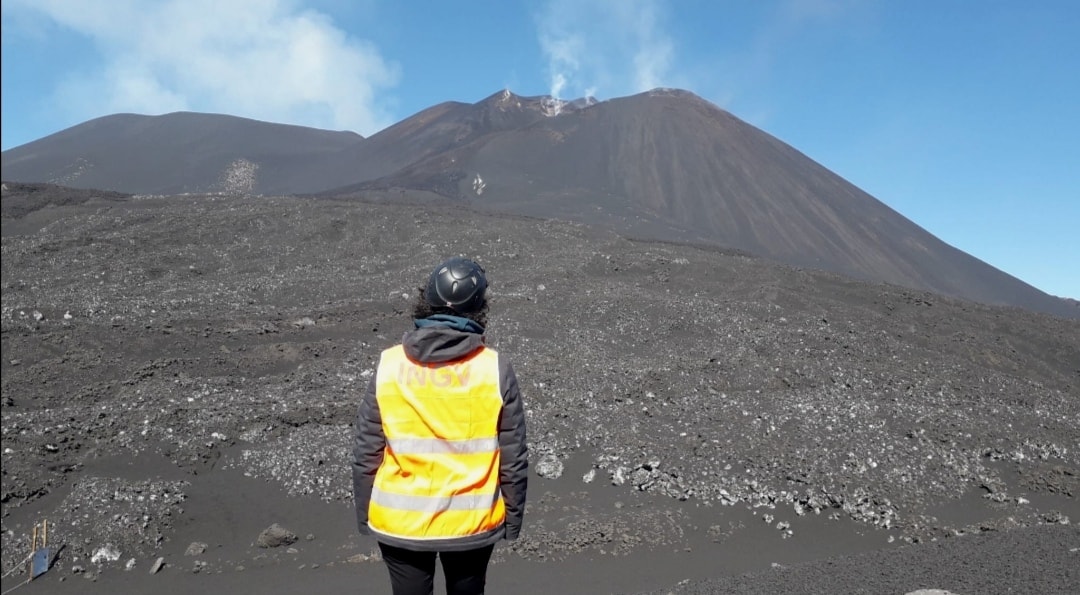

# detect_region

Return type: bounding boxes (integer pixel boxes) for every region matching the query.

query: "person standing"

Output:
[352,257,528,595]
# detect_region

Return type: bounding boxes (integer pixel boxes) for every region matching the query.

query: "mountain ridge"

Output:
[2,88,1074,319]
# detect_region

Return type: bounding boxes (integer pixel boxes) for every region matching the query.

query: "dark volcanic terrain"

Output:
[3,90,1075,320]
[1,184,1077,594]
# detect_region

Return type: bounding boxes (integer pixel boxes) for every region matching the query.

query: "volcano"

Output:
[2,89,1074,319]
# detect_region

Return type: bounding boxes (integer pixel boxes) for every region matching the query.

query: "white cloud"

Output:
[3,0,399,135]
[536,0,679,100]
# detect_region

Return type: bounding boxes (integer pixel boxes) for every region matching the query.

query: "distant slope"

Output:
[1,112,362,195]
[281,92,586,194]
[2,91,1075,319]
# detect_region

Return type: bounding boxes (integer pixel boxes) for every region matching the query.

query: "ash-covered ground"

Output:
[2,187,1077,594]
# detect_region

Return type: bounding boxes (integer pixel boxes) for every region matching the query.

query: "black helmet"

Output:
[425,257,488,313]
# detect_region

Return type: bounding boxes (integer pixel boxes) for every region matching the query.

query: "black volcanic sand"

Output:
[2,189,1078,594]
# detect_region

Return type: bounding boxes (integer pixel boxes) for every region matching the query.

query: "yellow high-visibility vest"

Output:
[369,344,506,541]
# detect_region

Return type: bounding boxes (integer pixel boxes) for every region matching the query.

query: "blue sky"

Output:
[2,0,1077,299]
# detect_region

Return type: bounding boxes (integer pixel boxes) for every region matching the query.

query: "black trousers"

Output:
[378,542,495,595]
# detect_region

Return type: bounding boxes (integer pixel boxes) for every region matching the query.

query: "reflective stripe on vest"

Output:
[369,344,505,541]
[386,436,499,455]
[371,490,500,513]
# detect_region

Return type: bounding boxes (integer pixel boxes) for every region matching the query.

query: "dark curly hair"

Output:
[411,286,488,328]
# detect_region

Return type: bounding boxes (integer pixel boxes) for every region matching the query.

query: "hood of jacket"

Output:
[403,316,485,363]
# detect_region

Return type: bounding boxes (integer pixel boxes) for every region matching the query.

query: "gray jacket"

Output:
[351,323,529,551]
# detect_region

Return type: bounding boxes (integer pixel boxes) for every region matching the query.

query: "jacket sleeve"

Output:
[352,372,384,535]
[497,357,528,540]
